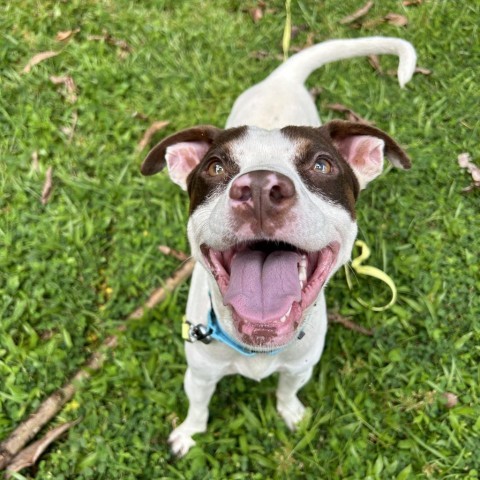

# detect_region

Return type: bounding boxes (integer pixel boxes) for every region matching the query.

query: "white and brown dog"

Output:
[141,37,416,456]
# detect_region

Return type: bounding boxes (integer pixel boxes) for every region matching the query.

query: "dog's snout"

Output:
[229,170,296,233]
[230,170,295,206]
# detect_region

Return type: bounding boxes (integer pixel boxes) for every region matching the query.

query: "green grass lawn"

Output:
[1,0,479,478]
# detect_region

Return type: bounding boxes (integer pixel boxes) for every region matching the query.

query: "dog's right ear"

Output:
[141,125,223,190]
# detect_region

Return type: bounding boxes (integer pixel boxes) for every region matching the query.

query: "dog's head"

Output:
[142,121,410,351]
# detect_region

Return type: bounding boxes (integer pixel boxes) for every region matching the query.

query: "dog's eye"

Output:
[313,156,333,174]
[207,160,225,177]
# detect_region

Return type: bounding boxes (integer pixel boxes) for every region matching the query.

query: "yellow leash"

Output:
[282,0,292,62]
[345,240,398,312]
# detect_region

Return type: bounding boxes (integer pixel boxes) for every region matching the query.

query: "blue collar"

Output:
[183,294,304,357]
[207,306,286,357]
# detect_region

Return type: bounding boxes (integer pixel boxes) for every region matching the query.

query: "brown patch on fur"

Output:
[187,127,247,213]
[323,120,411,169]
[282,125,360,219]
[141,125,222,176]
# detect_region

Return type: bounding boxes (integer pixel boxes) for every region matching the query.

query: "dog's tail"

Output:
[269,37,416,88]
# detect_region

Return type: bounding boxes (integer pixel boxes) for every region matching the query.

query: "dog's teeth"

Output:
[280,306,292,323]
[298,264,307,282]
[299,255,307,288]
[298,255,307,282]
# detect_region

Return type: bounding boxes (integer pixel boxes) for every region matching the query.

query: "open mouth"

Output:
[202,240,339,351]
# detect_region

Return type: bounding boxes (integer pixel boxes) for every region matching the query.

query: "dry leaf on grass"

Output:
[55,29,80,42]
[87,31,131,52]
[137,121,169,152]
[442,392,459,409]
[60,110,78,143]
[360,12,409,29]
[458,153,472,170]
[458,152,480,192]
[41,167,53,205]
[368,54,383,74]
[458,153,480,181]
[50,75,77,103]
[414,66,432,75]
[5,420,81,477]
[22,51,60,74]
[245,1,275,23]
[339,1,374,25]
[386,66,432,78]
[385,13,409,26]
[327,103,374,125]
[403,0,422,6]
[250,7,263,23]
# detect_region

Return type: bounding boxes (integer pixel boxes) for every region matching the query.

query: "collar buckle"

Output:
[183,318,213,344]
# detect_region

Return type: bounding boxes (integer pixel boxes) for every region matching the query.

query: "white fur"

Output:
[168,36,416,456]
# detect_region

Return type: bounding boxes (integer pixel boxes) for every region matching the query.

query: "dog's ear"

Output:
[321,120,411,190]
[141,125,223,190]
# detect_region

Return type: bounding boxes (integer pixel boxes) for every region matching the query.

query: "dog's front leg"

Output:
[276,367,313,430]
[169,366,220,457]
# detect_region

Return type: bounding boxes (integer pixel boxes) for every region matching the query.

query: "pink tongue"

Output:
[224,249,302,323]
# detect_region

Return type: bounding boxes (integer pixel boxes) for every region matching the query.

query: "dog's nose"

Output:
[229,170,296,229]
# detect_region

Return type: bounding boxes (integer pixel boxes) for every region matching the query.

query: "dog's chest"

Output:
[228,355,280,382]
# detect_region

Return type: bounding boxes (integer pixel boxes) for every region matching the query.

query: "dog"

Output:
[141,37,416,456]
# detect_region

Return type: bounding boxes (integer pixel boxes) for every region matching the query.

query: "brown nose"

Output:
[229,170,296,230]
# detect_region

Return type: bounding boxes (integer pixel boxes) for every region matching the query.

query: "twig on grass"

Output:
[328,311,374,336]
[326,103,374,125]
[5,419,81,477]
[136,120,169,152]
[0,257,194,472]
[339,1,374,25]
[41,167,53,205]
[129,258,195,319]
[22,51,60,74]
[0,336,116,471]
[55,29,80,42]
[50,75,78,103]
[158,245,190,262]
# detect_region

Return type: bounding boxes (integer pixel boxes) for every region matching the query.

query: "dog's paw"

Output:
[168,428,196,457]
[277,395,306,430]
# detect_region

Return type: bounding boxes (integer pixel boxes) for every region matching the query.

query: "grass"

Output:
[1,0,479,478]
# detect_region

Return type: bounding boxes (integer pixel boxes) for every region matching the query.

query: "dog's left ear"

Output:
[141,125,222,190]
[322,120,411,190]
